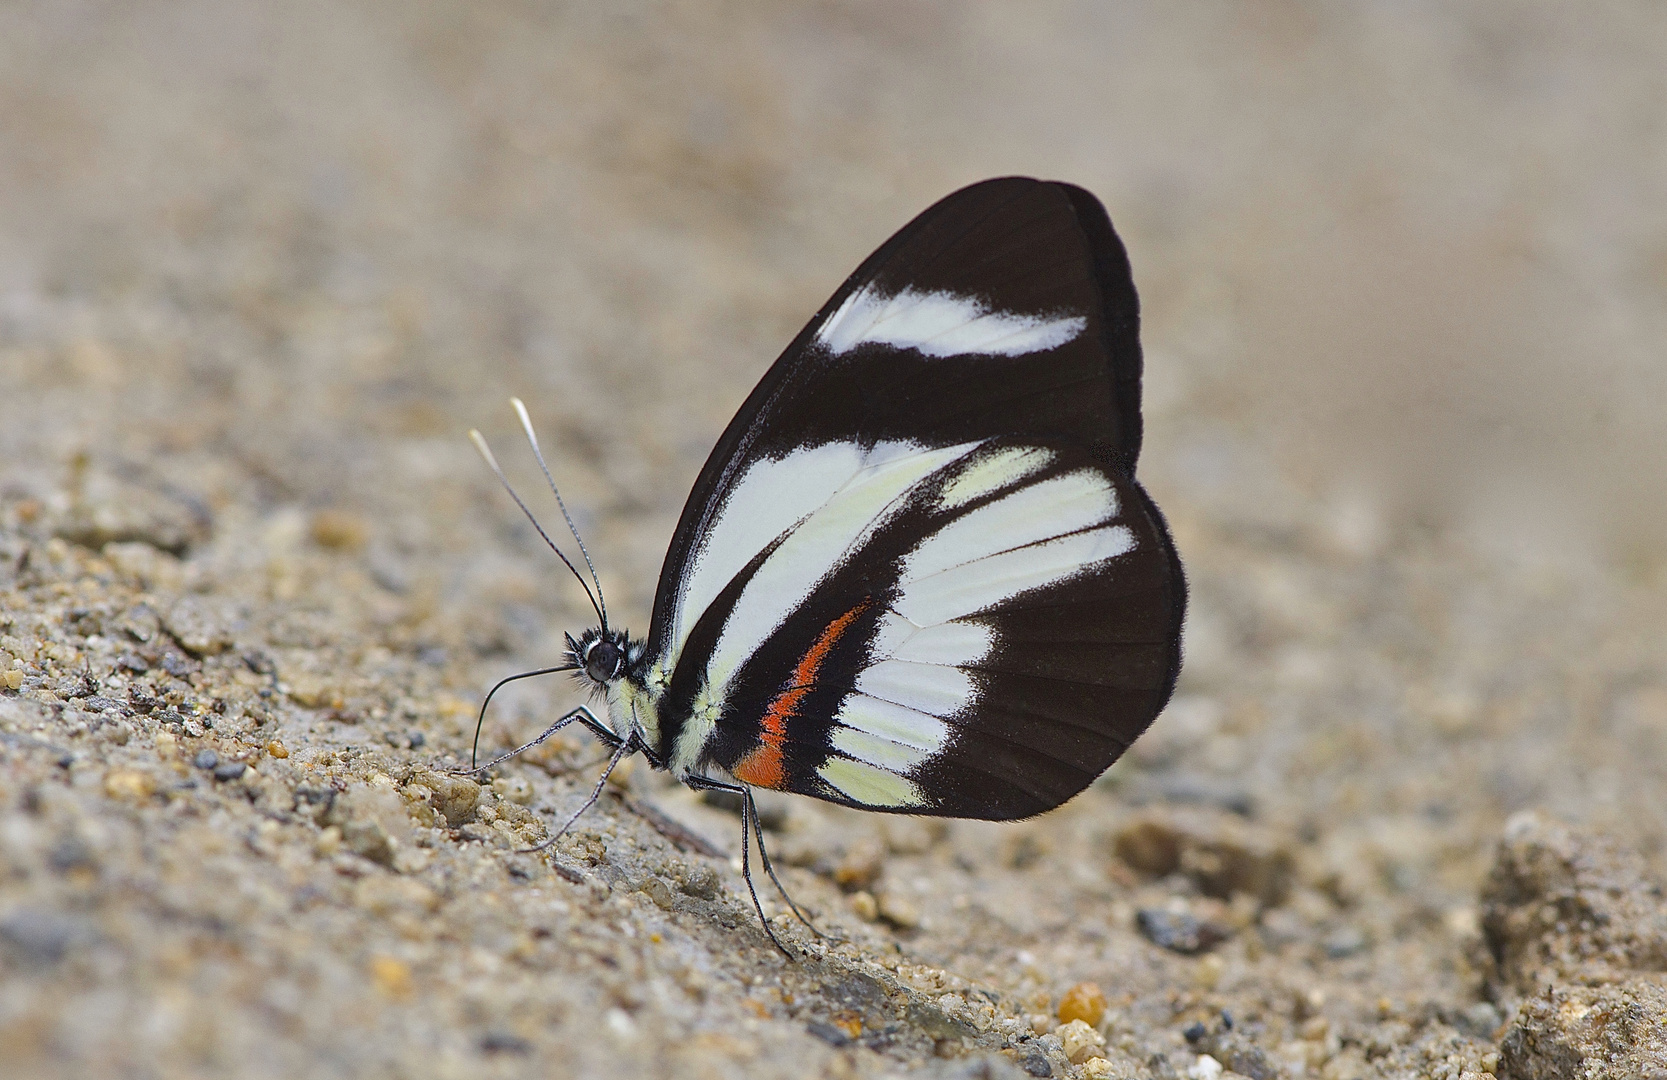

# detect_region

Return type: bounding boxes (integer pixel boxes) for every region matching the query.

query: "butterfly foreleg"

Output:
[455,705,622,777]
[517,731,637,855]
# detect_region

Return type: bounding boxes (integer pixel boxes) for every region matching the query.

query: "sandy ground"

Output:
[2,4,1666,1079]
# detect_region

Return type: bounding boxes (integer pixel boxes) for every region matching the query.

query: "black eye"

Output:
[585,640,622,682]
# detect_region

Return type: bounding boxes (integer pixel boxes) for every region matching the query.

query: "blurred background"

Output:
[3,1,1664,583]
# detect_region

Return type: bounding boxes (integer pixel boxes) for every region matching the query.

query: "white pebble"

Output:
[1188,1054,1223,1080]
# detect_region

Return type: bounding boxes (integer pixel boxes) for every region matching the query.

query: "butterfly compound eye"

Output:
[584,639,623,683]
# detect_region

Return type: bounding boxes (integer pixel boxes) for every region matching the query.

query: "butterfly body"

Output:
[551,177,1185,830]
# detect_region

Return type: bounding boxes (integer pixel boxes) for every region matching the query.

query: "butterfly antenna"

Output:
[511,398,609,633]
[466,663,579,770]
[469,428,607,630]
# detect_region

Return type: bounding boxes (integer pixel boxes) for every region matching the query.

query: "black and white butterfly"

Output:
[468,177,1185,952]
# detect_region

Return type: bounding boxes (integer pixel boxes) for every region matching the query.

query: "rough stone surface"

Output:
[1499,981,1667,1080]
[1482,812,1667,995]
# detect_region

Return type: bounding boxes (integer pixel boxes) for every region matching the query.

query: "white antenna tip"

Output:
[468,429,501,471]
[511,398,542,451]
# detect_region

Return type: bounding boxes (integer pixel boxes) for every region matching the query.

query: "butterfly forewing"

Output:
[642,177,1184,821]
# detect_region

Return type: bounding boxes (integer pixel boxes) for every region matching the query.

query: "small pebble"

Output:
[479,1031,531,1055]
[806,1021,853,1048]
[103,769,157,800]
[314,826,343,858]
[368,955,412,998]
[1057,981,1108,1027]
[1017,1047,1053,1077]
[1137,908,1229,954]
[0,908,84,965]
[1055,1019,1105,1064]
[265,740,289,758]
[193,749,219,770]
[639,877,676,910]
[849,891,879,921]
[604,1008,635,1037]
[676,864,720,900]
[3,669,24,691]
[492,776,535,805]
[309,509,368,551]
[1187,1055,1223,1080]
[213,761,248,782]
[877,892,920,929]
[1323,926,1368,958]
[833,837,885,890]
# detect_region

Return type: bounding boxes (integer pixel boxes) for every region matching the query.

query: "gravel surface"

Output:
[3,5,1665,1079]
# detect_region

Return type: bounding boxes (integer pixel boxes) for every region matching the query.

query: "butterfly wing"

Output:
[643,177,1185,820]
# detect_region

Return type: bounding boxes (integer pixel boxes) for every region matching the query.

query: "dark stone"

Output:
[213,761,247,782]
[1323,925,1368,958]
[1190,1022,1280,1080]
[116,653,151,673]
[294,786,336,815]
[1215,1040,1277,1080]
[478,1031,531,1055]
[0,908,87,965]
[193,749,219,770]
[47,836,96,873]
[1137,908,1229,954]
[82,695,121,713]
[1016,1049,1053,1077]
[806,1021,853,1047]
[860,1025,899,1052]
[57,674,96,699]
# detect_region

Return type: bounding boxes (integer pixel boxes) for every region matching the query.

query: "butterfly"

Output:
[467,177,1186,953]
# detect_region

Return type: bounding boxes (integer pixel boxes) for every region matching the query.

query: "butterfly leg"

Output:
[740,789,795,958]
[455,705,621,776]
[684,775,821,957]
[741,786,825,940]
[517,732,637,855]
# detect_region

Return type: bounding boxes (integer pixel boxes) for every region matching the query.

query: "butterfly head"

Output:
[565,627,638,689]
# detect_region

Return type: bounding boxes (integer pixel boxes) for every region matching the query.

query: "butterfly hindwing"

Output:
[643,177,1185,821]
[699,440,1178,818]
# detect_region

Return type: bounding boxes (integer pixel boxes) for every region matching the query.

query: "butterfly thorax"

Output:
[566,627,668,766]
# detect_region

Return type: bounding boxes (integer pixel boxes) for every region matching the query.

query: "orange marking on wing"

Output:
[732,600,870,790]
